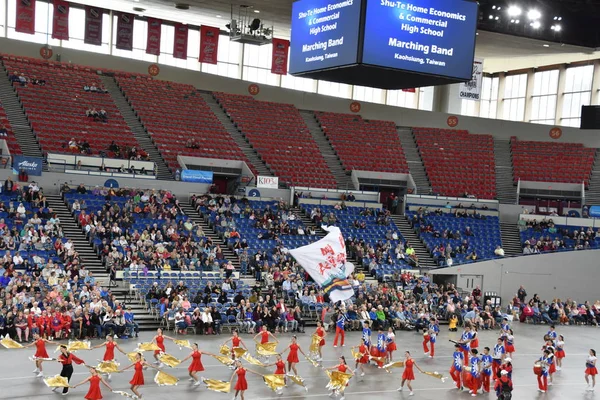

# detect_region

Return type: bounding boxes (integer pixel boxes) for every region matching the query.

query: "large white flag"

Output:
[289,226,355,303]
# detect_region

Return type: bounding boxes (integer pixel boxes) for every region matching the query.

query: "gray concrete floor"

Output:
[0,323,597,399]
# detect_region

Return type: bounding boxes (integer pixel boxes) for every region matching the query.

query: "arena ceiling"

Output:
[71,0,600,73]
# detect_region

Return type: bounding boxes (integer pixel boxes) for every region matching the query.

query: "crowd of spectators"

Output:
[0,181,141,342]
[9,71,46,86]
[83,83,108,94]
[519,218,598,254]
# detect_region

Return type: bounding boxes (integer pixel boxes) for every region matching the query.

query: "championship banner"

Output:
[271,38,290,75]
[52,0,69,40]
[289,226,355,303]
[173,23,188,60]
[459,58,484,101]
[146,18,162,56]
[15,0,36,34]
[116,12,134,51]
[199,25,219,64]
[84,6,104,46]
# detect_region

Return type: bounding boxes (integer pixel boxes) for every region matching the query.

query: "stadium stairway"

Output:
[390,214,438,268]
[179,200,241,271]
[585,150,600,205]
[397,127,431,195]
[200,92,273,179]
[299,110,355,190]
[101,76,173,180]
[494,138,517,204]
[499,222,523,257]
[0,64,44,159]
[46,194,109,280]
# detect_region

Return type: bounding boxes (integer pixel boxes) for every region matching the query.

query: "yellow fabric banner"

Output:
[0,336,23,349]
[263,374,286,391]
[203,379,231,393]
[158,353,181,368]
[154,371,179,386]
[96,360,120,374]
[43,375,69,387]
[256,342,279,356]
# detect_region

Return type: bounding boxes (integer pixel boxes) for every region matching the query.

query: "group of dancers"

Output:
[6,317,599,399]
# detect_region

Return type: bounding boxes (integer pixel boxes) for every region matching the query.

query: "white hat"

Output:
[504,357,512,362]
[500,370,508,375]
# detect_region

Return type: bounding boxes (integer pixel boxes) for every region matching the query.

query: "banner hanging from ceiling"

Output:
[173,23,188,60]
[199,25,220,65]
[458,58,484,101]
[52,0,69,40]
[115,12,134,51]
[84,6,104,46]
[146,18,162,56]
[15,0,36,34]
[271,38,290,75]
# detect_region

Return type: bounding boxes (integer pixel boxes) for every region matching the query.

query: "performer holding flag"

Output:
[24,333,58,377]
[428,319,439,358]
[386,327,397,362]
[374,328,387,368]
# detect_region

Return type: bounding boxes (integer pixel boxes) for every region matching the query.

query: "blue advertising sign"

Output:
[362,0,478,80]
[588,206,600,218]
[181,170,213,184]
[289,0,363,74]
[13,155,43,176]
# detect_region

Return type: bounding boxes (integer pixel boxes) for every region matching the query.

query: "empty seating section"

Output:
[414,128,496,199]
[3,56,138,157]
[116,78,255,174]
[0,105,21,155]
[214,92,336,188]
[511,137,596,186]
[300,204,412,279]
[407,211,502,264]
[315,112,409,173]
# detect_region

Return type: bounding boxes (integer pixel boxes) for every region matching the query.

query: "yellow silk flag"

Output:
[288,374,307,388]
[305,355,320,368]
[383,360,405,373]
[220,344,230,355]
[43,375,69,387]
[263,374,286,391]
[233,347,247,358]
[325,370,353,392]
[309,334,321,354]
[126,352,140,363]
[256,342,278,356]
[158,353,181,368]
[154,370,179,386]
[136,342,161,352]
[173,339,192,349]
[203,379,231,393]
[351,348,364,361]
[0,336,23,349]
[211,354,235,366]
[243,353,266,367]
[422,370,448,382]
[66,340,91,352]
[369,355,386,364]
[112,391,137,398]
[96,360,120,374]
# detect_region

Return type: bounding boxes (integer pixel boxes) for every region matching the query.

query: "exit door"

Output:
[459,274,483,292]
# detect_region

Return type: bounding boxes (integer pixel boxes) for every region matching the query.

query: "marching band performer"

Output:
[427,319,439,358]
[229,359,261,400]
[586,349,597,392]
[459,324,474,362]
[492,337,506,378]
[223,330,248,360]
[480,347,493,393]
[92,335,126,380]
[536,349,551,393]
[266,354,287,394]
[505,329,515,358]
[325,356,354,400]
[24,333,58,377]
[449,343,464,390]
[362,322,372,348]
[119,352,159,399]
[253,325,278,346]
[386,327,397,362]
[555,335,565,371]
[70,367,114,400]
[56,345,86,395]
[151,328,175,367]
[353,338,370,377]
[373,328,387,368]
[280,336,307,376]
[313,321,326,361]
[468,348,481,397]
[397,351,424,396]
[180,342,216,386]
[422,328,430,356]
[333,310,347,348]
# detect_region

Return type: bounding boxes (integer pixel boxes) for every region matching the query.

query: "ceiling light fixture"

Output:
[515,19,520,24]
[489,14,493,19]
[254,9,260,13]
[495,16,499,20]
[530,20,541,29]
[551,25,562,32]
[527,9,541,20]
[216,14,222,18]
[543,44,550,47]
[507,5,522,17]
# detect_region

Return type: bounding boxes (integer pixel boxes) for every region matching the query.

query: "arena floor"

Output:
[0,323,596,400]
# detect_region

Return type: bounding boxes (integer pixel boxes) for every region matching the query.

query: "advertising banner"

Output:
[199,25,220,64]
[181,170,213,183]
[271,38,290,75]
[257,176,279,189]
[13,156,43,176]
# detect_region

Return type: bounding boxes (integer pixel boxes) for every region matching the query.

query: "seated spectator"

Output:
[84,85,90,92]
[0,124,7,137]
[494,246,505,257]
[98,109,108,122]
